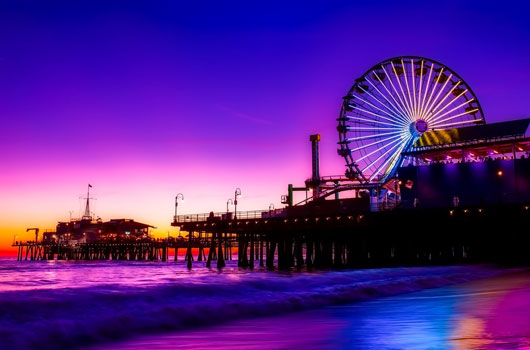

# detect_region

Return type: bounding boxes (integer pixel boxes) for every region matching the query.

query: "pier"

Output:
[14,203,530,268]
[14,235,235,264]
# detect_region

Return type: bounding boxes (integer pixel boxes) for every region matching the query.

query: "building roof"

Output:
[105,219,155,228]
[402,137,530,161]
[413,118,530,149]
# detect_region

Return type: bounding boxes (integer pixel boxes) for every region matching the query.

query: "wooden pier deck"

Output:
[13,204,530,268]
[13,234,237,266]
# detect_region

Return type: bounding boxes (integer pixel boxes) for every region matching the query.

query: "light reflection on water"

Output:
[0,258,259,291]
[93,271,530,350]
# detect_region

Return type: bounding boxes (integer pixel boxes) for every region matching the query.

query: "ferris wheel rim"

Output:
[338,56,486,184]
[348,56,486,122]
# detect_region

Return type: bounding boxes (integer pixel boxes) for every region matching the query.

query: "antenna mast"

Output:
[83,184,93,220]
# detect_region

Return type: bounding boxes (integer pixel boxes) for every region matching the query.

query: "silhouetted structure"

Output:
[41,218,154,243]
[12,57,530,268]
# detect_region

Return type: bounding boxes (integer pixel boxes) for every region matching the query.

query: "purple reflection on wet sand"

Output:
[91,270,530,350]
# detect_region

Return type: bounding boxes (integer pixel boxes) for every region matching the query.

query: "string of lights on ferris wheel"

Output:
[337,56,485,183]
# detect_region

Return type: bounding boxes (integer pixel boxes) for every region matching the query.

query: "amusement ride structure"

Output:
[337,56,484,183]
[295,56,529,206]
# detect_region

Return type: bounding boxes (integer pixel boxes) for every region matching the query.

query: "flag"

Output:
[88,184,92,188]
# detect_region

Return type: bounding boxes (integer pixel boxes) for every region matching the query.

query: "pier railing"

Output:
[173,208,286,223]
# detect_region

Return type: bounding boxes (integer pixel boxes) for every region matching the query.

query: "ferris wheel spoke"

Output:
[363,140,407,179]
[430,109,481,128]
[352,95,409,126]
[363,78,411,124]
[422,72,453,119]
[349,134,404,152]
[347,130,405,142]
[348,126,398,132]
[390,62,414,116]
[346,115,405,128]
[430,119,483,129]
[376,141,410,181]
[350,106,408,127]
[424,82,462,122]
[346,116,395,126]
[411,59,418,118]
[419,63,435,119]
[401,59,416,119]
[416,60,425,118]
[428,98,474,124]
[362,141,402,174]
[380,66,414,122]
[421,72,453,120]
[390,61,414,121]
[426,95,472,124]
[371,71,412,124]
[421,67,445,120]
[356,137,404,162]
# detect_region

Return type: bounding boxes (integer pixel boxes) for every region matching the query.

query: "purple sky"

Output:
[1,1,530,243]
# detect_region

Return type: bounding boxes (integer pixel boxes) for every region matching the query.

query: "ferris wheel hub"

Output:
[411,119,428,136]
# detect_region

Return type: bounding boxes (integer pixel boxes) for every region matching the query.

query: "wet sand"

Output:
[92,269,530,350]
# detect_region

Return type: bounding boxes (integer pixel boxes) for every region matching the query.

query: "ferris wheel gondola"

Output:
[337,56,485,184]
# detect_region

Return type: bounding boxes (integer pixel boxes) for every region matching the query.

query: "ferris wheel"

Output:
[337,56,485,184]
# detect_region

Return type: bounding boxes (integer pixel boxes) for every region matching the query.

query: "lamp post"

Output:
[234,188,242,220]
[395,179,402,207]
[175,193,184,223]
[497,169,503,204]
[227,198,233,213]
[269,203,275,216]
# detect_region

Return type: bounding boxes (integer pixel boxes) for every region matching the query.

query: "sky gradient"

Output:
[2,1,530,250]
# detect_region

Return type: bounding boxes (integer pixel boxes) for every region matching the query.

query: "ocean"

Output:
[0,259,522,349]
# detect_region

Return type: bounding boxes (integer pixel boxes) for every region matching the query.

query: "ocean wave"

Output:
[0,265,505,350]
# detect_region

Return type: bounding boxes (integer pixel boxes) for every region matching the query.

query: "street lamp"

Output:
[227,198,233,213]
[174,193,184,222]
[234,188,242,220]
